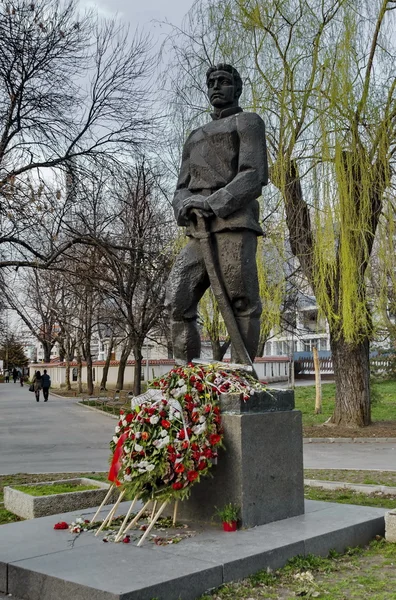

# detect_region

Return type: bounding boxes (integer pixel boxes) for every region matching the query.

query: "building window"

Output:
[264,342,272,356]
[320,338,328,351]
[72,367,78,382]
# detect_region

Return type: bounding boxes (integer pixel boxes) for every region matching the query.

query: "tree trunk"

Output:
[330,334,371,427]
[133,350,143,396]
[211,339,230,361]
[65,356,71,391]
[86,352,93,395]
[100,335,114,390]
[116,341,132,391]
[43,341,52,363]
[76,349,83,394]
[313,346,322,414]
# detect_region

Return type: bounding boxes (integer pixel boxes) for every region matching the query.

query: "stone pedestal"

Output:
[176,389,305,528]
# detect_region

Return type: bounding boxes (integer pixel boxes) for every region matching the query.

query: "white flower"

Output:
[138,468,146,473]
[115,426,121,434]
[146,464,155,472]
[192,423,206,435]
[135,432,141,439]
[112,436,119,444]
[123,474,132,482]
[150,415,159,424]
[122,419,127,427]
[199,415,206,423]
[135,443,143,452]
[177,378,185,387]
[137,460,149,469]
[153,436,169,450]
[160,429,168,438]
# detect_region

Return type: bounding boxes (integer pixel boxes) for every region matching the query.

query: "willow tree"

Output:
[166,0,395,426]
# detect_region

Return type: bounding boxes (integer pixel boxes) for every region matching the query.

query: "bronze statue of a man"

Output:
[165,63,268,364]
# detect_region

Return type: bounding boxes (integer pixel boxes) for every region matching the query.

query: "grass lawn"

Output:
[305,470,396,487]
[295,380,396,427]
[12,482,100,496]
[198,540,396,599]
[305,486,396,509]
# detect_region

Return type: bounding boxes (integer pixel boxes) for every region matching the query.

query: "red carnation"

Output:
[187,470,199,482]
[125,413,134,423]
[192,451,201,461]
[54,521,68,530]
[175,463,185,473]
[122,535,130,544]
[184,393,193,401]
[197,460,207,471]
[203,448,213,458]
[161,419,171,429]
[213,406,220,415]
[177,430,186,440]
[190,375,196,383]
[204,404,211,413]
[182,440,189,449]
[209,434,221,446]
[172,482,183,490]
[195,382,204,392]
[160,410,167,417]
[191,443,199,451]
[153,381,160,387]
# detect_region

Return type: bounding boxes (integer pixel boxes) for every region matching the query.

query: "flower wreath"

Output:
[108,363,261,502]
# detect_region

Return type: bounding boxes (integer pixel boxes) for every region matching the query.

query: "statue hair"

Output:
[206,64,243,99]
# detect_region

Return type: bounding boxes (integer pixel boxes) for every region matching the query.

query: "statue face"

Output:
[207,70,236,109]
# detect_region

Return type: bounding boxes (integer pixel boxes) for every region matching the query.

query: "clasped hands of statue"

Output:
[177,196,213,226]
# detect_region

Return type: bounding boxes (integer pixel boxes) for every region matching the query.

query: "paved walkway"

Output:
[0,382,395,474]
[0,383,115,474]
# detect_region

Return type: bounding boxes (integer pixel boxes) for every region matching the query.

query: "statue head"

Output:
[206,63,242,111]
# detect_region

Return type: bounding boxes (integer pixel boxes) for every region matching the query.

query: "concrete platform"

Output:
[0,500,385,600]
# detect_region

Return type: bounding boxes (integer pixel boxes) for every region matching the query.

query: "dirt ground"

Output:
[304,420,396,438]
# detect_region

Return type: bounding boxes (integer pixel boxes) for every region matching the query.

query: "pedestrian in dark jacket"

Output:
[41,369,51,402]
[32,371,42,402]
[12,368,18,383]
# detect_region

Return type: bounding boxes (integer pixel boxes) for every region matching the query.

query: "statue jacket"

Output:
[173,106,268,236]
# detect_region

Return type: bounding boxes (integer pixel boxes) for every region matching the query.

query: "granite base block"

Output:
[0,501,386,600]
[176,409,304,528]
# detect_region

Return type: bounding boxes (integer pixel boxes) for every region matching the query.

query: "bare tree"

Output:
[94,161,174,394]
[0,0,153,268]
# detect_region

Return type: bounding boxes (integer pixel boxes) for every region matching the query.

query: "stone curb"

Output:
[304,437,396,444]
[75,401,119,420]
[305,479,396,495]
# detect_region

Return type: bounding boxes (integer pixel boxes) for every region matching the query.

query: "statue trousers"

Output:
[165,230,262,363]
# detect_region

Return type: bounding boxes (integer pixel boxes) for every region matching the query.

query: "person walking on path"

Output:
[32,371,42,402]
[12,368,18,384]
[19,370,24,387]
[41,369,51,402]
[4,369,9,383]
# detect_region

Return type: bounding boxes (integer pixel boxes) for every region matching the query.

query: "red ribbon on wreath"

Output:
[108,432,129,486]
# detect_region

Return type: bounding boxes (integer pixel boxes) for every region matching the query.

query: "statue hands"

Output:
[177,195,213,226]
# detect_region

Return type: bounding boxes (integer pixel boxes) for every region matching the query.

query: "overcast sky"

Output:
[84,0,195,34]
